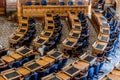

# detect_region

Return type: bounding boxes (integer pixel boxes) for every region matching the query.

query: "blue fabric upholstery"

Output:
[21,58,29,65]
[57,59,63,70]
[49,64,58,73]
[59,2,65,5]
[11,61,21,68]
[78,1,83,5]
[25,2,32,5]
[94,62,100,75]
[41,0,47,5]
[29,72,38,80]
[88,67,94,78]
[68,1,73,5]
[28,55,35,60]
[98,0,103,4]
[62,58,68,66]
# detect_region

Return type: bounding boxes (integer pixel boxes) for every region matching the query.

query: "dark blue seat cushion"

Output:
[25,2,32,5]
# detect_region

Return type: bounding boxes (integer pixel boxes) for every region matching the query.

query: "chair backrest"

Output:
[62,58,68,66]
[29,72,38,80]
[68,1,73,5]
[28,55,35,60]
[88,67,94,78]
[49,64,58,73]
[21,58,29,65]
[57,59,63,70]
[12,61,21,68]
[41,0,47,5]
[59,2,65,5]
[25,1,32,5]
[78,1,83,5]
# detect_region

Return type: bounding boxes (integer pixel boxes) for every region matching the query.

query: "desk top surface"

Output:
[2,70,21,80]
[25,61,41,72]
[2,55,15,63]
[57,72,71,80]
[17,67,31,76]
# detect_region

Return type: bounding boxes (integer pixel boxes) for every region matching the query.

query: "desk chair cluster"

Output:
[9,17,36,48]
[41,53,98,80]
[0,46,37,73]
[92,9,119,58]
[33,13,62,55]
[0,49,68,80]
[62,11,89,56]
[25,0,86,6]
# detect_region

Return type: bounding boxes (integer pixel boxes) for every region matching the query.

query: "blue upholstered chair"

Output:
[21,58,29,65]
[87,67,95,78]
[94,62,101,75]
[28,55,35,61]
[49,64,58,73]
[98,0,103,4]
[0,50,8,57]
[62,58,68,66]
[78,1,83,5]
[59,2,65,5]
[68,1,73,5]
[82,39,87,48]
[11,61,21,68]
[57,59,63,70]
[29,72,38,80]
[52,2,56,5]
[41,0,47,5]
[25,1,32,6]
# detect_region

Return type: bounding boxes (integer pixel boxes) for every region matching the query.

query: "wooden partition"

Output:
[17,0,90,19]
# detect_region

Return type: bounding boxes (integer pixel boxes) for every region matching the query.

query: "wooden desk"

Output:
[16,67,31,77]
[24,61,41,72]
[47,49,63,60]
[2,55,15,64]
[9,52,23,61]
[0,75,5,80]
[42,56,55,65]
[98,33,110,43]
[72,22,82,30]
[0,59,5,66]
[111,69,120,76]
[79,54,96,65]
[41,73,62,80]
[16,46,33,57]
[69,29,81,39]
[34,36,49,48]
[16,27,28,34]
[9,33,24,44]
[100,27,110,35]
[1,69,21,80]
[62,37,78,49]
[41,30,53,38]
[45,24,55,30]
[57,71,71,80]
[73,60,89,71]
[63,65,80,77]
[92,41,108,55]
[36,59,50,68]
[102,74,120,80]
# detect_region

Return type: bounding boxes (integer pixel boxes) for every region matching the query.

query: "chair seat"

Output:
[78,1,83,5]
[25,2,32,5]
[59,2,65,5]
